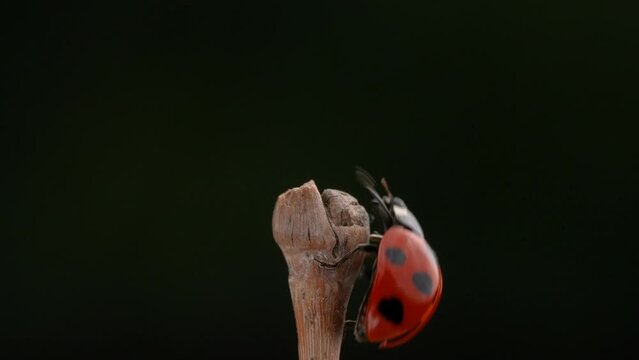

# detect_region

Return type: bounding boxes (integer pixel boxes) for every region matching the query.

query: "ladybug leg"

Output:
[342,320,358,340]
[315,243,378,268]
[369,233,383,245]
[359,262,373,280]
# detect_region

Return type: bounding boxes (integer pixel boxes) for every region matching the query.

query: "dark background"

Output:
[1,1,637,359]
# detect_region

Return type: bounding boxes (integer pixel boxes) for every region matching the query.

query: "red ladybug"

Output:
[318,167,443,349]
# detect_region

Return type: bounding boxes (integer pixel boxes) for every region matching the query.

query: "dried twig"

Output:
[272,180,370,360]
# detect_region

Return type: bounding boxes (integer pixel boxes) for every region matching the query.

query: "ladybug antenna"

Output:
[380,177,393,199]
[354,166,393,222]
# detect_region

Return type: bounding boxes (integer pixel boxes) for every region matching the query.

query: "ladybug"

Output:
[317,167,443,349]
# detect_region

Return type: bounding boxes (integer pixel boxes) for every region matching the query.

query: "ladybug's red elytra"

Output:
[316,167,443,349]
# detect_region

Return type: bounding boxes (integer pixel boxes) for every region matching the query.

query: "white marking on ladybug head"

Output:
[393,206,409,217]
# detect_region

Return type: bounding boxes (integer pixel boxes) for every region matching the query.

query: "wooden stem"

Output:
[272,180,370,360]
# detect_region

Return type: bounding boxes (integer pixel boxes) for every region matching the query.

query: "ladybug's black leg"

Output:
[342,320,358,340]
[344,320,357,329]
[315,243,378,268]
[359,262,373,280]
[369,233,383,245]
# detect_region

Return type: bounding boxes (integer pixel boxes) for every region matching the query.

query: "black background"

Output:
[2,1,637,359]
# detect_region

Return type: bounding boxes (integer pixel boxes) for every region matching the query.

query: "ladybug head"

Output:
[354,167,424,237]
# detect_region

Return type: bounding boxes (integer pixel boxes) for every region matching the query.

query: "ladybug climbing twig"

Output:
[318,167,443,349]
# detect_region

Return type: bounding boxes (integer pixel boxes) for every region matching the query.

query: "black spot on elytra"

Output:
[412,272,433,295]
[378,298,404,324]
[385,247,406,265]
